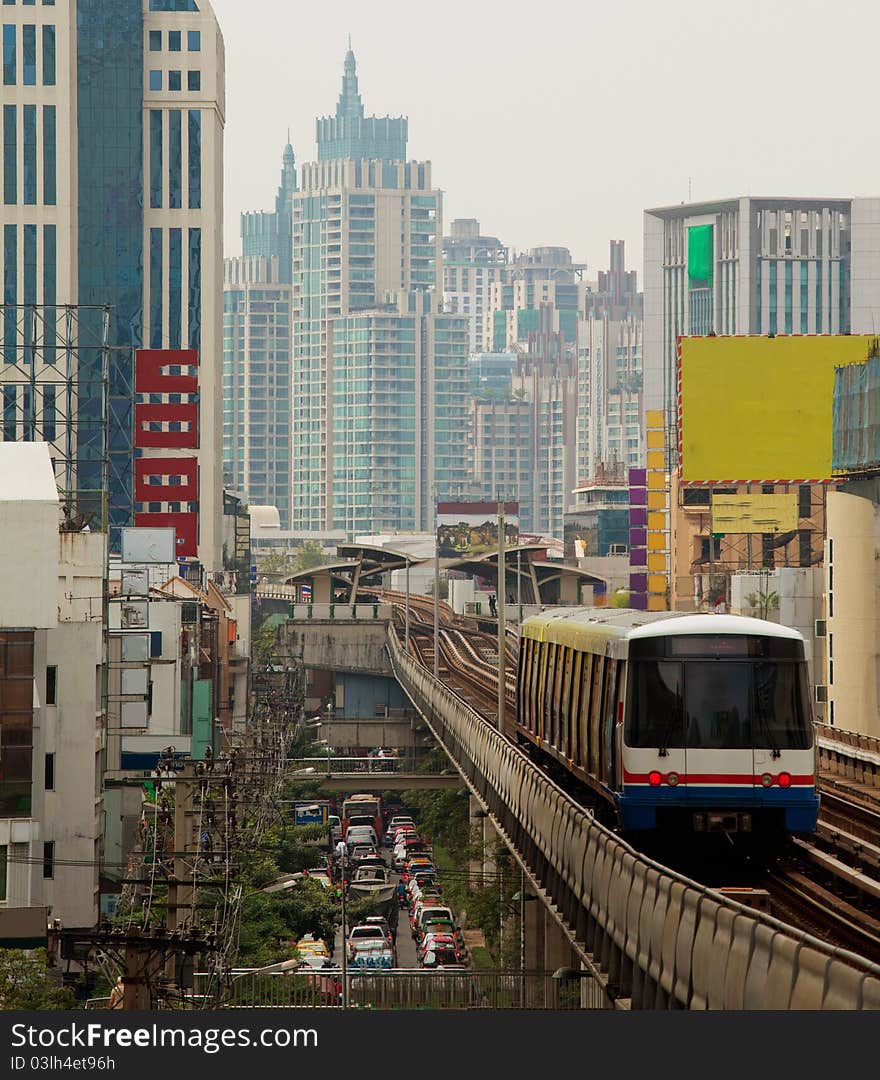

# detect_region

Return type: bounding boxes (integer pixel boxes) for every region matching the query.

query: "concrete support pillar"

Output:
[524,889,544,972]
[543,907,574,973]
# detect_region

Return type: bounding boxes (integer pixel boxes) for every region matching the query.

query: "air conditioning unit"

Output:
[815,685,828,703]
[814,619,827,637]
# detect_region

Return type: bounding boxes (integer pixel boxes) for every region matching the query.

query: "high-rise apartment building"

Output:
[482,247,587,352]
[644,196,880,420]
[223,144,296,525]
[442,218,508,354]
[0,0,224,567]
[292,48,468,535]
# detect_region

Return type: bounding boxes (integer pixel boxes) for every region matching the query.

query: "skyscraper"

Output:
[442,218,508,354]
[0,0,224,566]
[292,48,468,535]
[224,143,296,524]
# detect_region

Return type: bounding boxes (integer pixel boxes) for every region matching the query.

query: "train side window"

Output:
[523,638,534,731]
[579,653,593,765]
[552,645,567,750]
[528,640,539,732]
[539,643,553,742]
[518,638,529,729]
[568,651,582,764]
[559,647,574,757]
[545,643,555,746]
[589,655,605,776]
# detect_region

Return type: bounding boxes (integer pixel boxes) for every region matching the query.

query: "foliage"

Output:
[745,588,780,620]
[257,541,334,579]
[611,589,630,608]
[0,949,75,1010]
[253,619,279,666]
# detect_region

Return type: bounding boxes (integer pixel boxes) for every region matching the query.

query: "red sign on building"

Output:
[134,350,200,558]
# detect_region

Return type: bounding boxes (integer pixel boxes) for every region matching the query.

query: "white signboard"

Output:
[121,701,149,728]
[121,569,149,596]
[120,601,149,630]
[121,669,149,696]
[121,527,176,564]
[121,634,150,662]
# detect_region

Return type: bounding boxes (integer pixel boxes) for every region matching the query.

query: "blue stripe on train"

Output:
[616,784,819,833]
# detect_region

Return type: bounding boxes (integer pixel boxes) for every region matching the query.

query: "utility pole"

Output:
[404,554,410,654]
[340,854,348,1009]
[433,487,440,679]
[497,500,506,732]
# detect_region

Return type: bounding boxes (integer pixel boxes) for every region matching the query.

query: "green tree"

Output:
[0,949,75,1009]
[611,589,630,608]
[292,541,331,573]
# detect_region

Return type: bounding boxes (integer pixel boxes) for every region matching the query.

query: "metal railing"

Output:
[288,755,447,775]
[221,970,603,1010]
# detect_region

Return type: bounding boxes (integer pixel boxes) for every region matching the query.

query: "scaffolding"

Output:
[0,303,114,527]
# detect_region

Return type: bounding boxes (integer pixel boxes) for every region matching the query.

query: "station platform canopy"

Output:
[444,545,607,607]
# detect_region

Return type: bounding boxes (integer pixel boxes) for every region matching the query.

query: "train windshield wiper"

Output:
[657,708,681,758]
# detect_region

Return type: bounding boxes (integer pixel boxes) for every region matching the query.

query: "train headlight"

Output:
[760,773,773,787]
[648,771,662,786]
[666,772,680,786]
[778,772,792,788]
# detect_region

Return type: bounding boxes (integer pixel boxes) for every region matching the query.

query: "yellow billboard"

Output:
[711,494,798,534]
[679,336,877,482]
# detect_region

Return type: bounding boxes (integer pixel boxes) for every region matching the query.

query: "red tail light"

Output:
[778,772,792,788]
[648,771,662,786]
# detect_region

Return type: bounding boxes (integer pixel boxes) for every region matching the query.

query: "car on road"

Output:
[346,924,389,961]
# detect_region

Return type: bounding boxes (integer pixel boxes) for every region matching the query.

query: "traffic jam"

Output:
[293,794,469,977]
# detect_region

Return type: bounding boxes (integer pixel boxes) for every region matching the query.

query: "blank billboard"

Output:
[679,335,877,482]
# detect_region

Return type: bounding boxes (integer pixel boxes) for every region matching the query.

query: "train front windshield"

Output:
[625,634,812,750]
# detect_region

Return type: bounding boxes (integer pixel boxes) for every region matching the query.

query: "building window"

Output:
[168,69,181,91]
[149,109,162,207]
[42,103,55,204]
[44,752,54,791]
[42,840,53,879]
[46,664,56,704]
[22,104,35,204]
[4,224,16,363]
[0,845,5,900]
[148,29,161,51]
[187,69,200,91]
[188,227,201,348]
[3,104,15,204]
[150,228,163,348]
[41,23,54,84]
[187,109,200,209]
[3,25,16,85]
[187,30,200,50]
[22,23,35,84]
[168,109,181,208]
[149,69,162,91]
[169,228,181,348]
[168,29,180,51]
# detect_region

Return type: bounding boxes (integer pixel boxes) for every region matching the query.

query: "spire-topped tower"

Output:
[316,45,407,162]
[336,41,364,120]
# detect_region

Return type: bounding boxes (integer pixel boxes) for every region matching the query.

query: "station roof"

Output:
[336,543,427,576]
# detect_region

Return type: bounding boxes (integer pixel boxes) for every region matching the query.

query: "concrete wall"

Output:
[826,490,880,735]
[280,621,391,675]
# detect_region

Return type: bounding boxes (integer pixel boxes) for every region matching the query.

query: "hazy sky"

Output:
[211,0,880,280]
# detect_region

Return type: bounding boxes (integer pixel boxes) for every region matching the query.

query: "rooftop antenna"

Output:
[688,177,692,202]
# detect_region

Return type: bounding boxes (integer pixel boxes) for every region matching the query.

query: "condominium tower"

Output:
[292,48,468,534]
[223,143,296,525]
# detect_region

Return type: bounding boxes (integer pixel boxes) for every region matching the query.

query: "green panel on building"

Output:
[687,225,714,287]
[493,310,508,351]
[516,308,539,338]
[191,679,214,760]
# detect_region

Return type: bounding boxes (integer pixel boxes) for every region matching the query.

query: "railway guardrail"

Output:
[386,626,880,1010]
